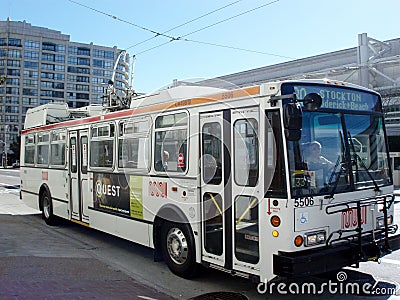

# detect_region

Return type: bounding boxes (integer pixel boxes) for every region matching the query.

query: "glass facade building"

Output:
[0,19,129,154]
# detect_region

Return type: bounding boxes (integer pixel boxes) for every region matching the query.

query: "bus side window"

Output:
[154,112,188,173]
[118,117,151,170]
[90,124,114,168]
[36,133,49,166]
[50,130,66,167]
[24,134,35,165]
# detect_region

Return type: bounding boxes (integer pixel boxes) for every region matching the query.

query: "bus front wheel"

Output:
[161,222,198,278]
[41,190,56,225]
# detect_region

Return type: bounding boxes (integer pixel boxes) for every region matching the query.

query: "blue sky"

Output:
[2,0,399,93]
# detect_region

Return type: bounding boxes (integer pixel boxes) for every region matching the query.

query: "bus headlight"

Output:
[376,215,393,228]
[304,231,326,247]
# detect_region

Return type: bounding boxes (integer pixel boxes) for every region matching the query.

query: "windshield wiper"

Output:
[347,131,380,192]
[325,130,347,197]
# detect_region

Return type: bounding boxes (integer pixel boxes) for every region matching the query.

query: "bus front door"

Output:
[69,130,90,223]
[200,107,261,272]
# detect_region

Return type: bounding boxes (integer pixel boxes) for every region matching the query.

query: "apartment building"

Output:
[0,19,129,157]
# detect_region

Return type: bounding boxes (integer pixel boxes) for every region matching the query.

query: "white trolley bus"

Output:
[20,79,400,283]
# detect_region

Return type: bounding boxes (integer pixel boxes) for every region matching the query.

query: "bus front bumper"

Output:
[273,233,400,277]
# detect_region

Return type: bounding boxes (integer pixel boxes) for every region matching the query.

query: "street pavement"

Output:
[0,176,175,300]
[1,169,400,299]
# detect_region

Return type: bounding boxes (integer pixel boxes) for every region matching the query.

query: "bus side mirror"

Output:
[303,93,322,111]
[283,103,302,141]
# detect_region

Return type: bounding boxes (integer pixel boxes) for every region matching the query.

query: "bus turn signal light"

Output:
[270,215,281,227]
[294,235,303,247]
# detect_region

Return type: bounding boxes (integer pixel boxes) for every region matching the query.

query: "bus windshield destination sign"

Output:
[282,84,380,112]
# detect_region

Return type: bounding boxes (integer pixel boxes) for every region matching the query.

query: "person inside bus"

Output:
[155,150,169,171]
[303,141,334,169]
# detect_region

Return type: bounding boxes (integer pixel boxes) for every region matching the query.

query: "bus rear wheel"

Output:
[41,190,56,225]
[161,222,198,278]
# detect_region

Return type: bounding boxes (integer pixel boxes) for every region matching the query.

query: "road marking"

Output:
[380,258,400,266]
[138,296,158,300]
[0,182,19,186]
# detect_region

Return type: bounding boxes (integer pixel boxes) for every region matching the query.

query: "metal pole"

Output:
[357,33,370,88]
[4,125,8,167]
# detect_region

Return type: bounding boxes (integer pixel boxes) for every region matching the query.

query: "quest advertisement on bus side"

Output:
[93,173,144,219]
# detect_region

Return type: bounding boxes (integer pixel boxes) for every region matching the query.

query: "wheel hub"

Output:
[166,227,188,265]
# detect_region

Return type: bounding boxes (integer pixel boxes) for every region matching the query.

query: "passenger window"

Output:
[50,130,66,166]
[154,112,188,172]
[234,119,259,186]
[36,133,49,165]
[24,134,35,164]
[202,122,222,185]
[118,116,151,170]
[90,124,114,168]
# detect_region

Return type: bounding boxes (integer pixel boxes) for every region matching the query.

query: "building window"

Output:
[23,88,38,96]
[8,38,22,47]
[25,40,40,50]
[6,96,19,104]
[93,59,104,68]
[42,53,55,62]
[5,106,19,113]
[7,69,20,76]
[24,61,38,69]
[23,97,38,105]
[41,63,54,71]
[42,42,56,52]
[77,47,90,56]
[7,49,21,58]
[55,55,65,63]
[8,60,21,67]
[23,70,39,78]
[54,65,65,72]
[6,78,19,85]
[56,44,66,53]
[24,51,39,60]
[6,87,19,95]
[41,72,54,79]
[23,79,38,87]
[54,73,64,81]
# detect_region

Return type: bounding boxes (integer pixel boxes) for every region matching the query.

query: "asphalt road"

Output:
[1,168,400,299]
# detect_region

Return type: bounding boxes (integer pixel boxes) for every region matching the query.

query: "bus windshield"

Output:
[282,84,392,197]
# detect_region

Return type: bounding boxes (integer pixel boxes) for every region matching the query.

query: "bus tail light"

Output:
[270,215,281,227]
[294,235,303,247]
[304,231,326,247]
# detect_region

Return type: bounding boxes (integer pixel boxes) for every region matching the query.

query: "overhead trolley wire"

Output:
[67,0,178,41]
[126,0,246,50]
[177,0,280,39]
[67,0,288,58]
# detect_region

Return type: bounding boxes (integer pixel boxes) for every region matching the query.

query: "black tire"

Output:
[161,222,198,278]
[41,190,56,226]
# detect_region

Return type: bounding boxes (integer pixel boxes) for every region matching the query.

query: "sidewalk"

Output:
[0,189,175,300]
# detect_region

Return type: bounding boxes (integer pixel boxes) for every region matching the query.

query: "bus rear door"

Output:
[69,129,90,223]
